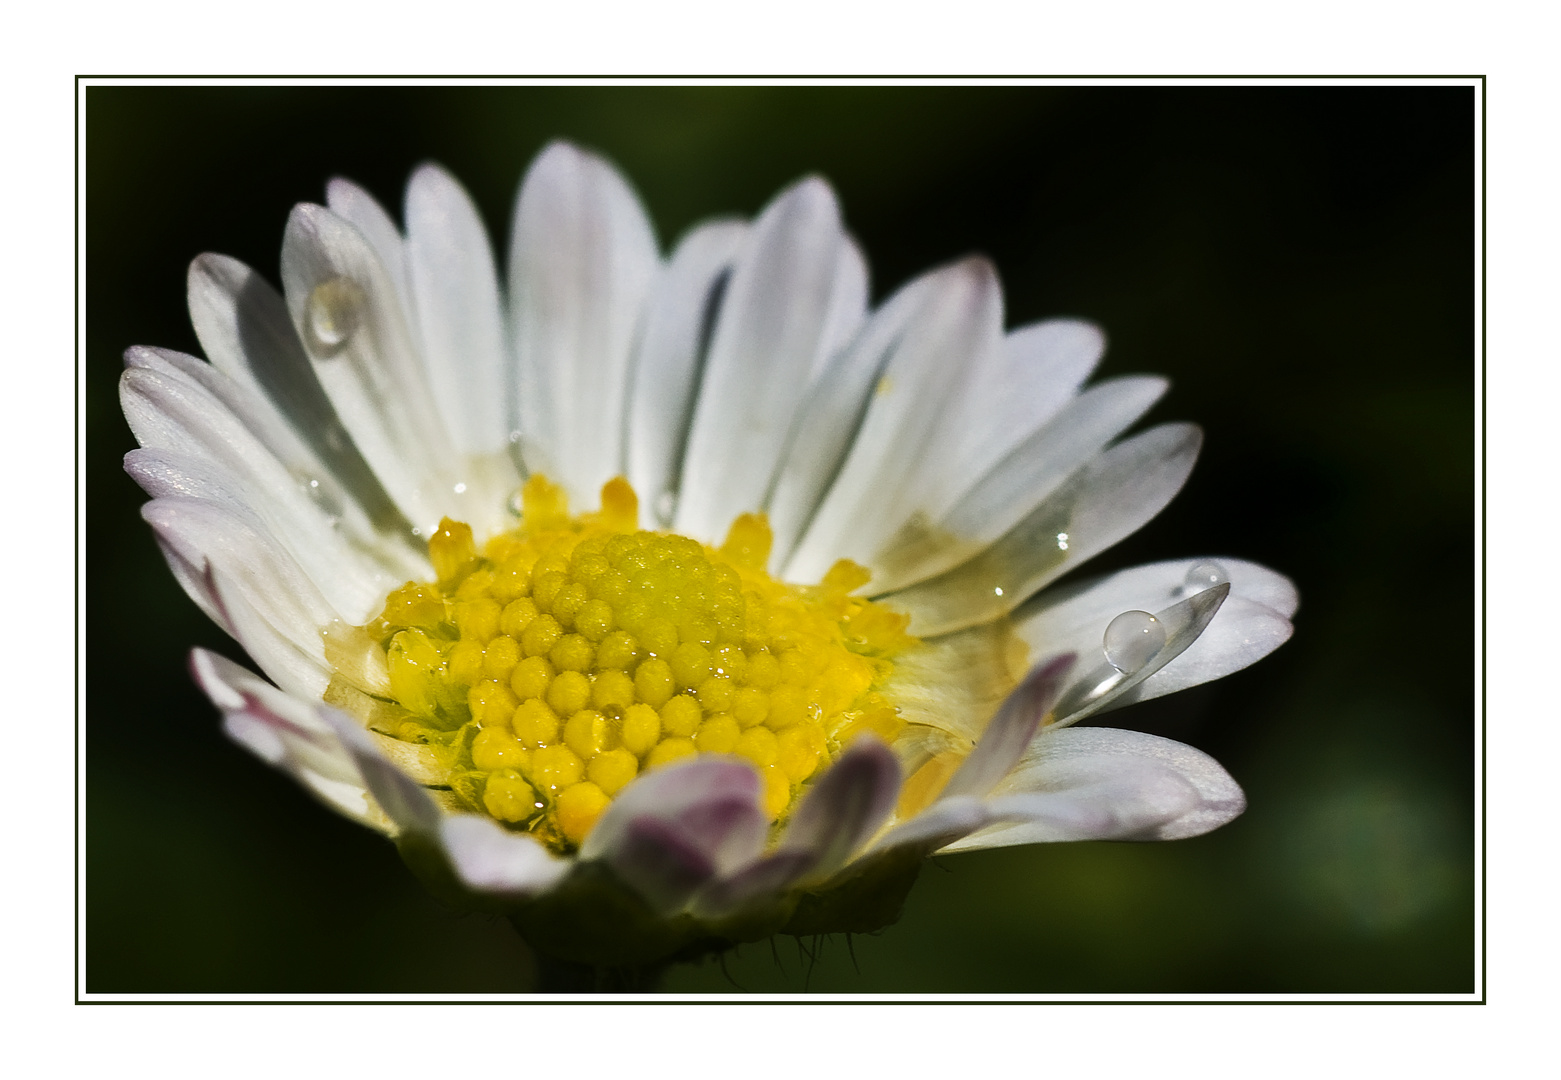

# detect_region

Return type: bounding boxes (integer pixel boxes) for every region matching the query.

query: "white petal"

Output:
[191,649,379,829]
[126,341,422,580]
[1014,557,1297,711]
[319,707,444,837]
[763,266,945,571]
[939,653,1074,801]
[883,422,1203,635]
[184,256,419,559]
[675,176,863,543]
[625,219,748,526]
[943,318,1106,484]
[1019,556,1298,631]
[868,794,991,855]
[870,375,1169,592]
[143,497,335,694]
[812,235,869,379]
[150,531,230,635]
[438,815,570,896]
[941,726,1245,850]
[121,361,399,624]
[281,202,461,536]
[325,177,414,319]
[404,163,514,460]
[784,257,1005,583]
[1119,596,1293,706]
[507,141,659,506]
[209,565,332,699]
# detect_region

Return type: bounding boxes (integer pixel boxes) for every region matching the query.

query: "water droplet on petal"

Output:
[305,277,366,356]
[1183,560,1229,594]
[1103,610,1166,673]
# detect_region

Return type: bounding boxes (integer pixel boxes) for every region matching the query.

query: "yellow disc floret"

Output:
[355,476,917,854]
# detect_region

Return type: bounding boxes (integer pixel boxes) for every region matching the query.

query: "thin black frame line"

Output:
[73,75,1486,1005]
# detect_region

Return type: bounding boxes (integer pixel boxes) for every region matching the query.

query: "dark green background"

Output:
[86,85,1475,993]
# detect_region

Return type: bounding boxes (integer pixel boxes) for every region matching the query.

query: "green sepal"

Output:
[396,828,926,971]
[780,845,924,937]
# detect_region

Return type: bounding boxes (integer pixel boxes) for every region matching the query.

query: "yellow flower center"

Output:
[350,474,918,853]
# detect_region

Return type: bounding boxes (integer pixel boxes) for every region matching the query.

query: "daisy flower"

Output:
[120,141,1296,968]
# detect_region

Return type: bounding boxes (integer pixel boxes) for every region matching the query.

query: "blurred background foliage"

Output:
[85,85,1474,993]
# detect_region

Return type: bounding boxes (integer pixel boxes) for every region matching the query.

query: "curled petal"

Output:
[1047,582,1230,727]
[940,652,1075,801]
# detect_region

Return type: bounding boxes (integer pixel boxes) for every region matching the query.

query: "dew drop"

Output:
[1183,560,1229,594]
[1103,610,1166,674]
[304,277,366,356]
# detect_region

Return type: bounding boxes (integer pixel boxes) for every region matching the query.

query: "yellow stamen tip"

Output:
[821,558,872,594]
[720,512,773,570]
[598,476,639,532]
[429,517,477,587]
[520,474,569,530]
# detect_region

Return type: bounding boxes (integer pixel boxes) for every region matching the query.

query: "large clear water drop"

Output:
[1183,560,1229,595]
[1103,610,1166,673]
[305,277,365,355]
